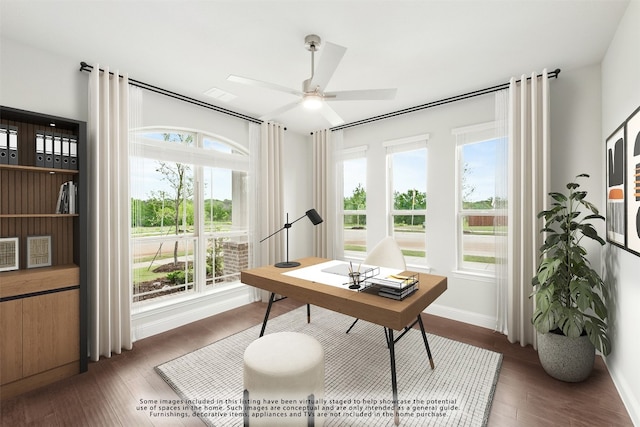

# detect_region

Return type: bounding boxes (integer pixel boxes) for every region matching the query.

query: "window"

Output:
[454,123,506,274]
[341,148,367,258]
[386,137,428,266]
[131,128,250,304]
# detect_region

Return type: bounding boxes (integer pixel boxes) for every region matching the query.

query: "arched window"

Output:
[130,128,250,304]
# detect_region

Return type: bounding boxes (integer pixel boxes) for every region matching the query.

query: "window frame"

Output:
[337,146,368,260]
[384,135,429,268]
[130,127,250,305]
[453,122,505,276]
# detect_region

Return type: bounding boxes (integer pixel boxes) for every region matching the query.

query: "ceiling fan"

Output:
[227,34,397,126]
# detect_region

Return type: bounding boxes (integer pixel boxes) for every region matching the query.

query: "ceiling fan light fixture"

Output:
[303,94,323,110]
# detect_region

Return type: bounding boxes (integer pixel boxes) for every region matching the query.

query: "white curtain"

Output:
[496,70,550,348]
[312,129,336,259]
[258,122,285,267]
[87,65,132,360]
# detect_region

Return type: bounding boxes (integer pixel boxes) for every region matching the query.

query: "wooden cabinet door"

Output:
[0,299,23,385]
[22,289,79,376]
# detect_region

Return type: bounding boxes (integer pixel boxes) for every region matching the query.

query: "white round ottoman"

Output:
[243,332,324,426]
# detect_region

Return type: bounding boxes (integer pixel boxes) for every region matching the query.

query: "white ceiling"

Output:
[0,0,630,134]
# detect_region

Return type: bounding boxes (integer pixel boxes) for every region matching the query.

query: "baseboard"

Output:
[131,284,256,341]
[605,359,640,426]
[423,303,496,330]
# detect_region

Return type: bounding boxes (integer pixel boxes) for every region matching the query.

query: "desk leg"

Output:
[385,327,400,426]
[307,303,311,323]
[417,314,435,369]
[345,318,359,334]
[259,292,276,337]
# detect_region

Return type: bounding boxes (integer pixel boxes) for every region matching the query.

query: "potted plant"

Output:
[531,174,610,382]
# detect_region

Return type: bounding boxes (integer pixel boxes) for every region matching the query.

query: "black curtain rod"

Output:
[79,62,263,125]
[330,68,561,132]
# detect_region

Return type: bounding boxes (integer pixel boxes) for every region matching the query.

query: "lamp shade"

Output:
[305,209,324,225]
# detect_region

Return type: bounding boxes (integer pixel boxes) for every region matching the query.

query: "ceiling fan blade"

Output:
[259,101,302,121]
[318,102,345,127]
[307,42,347,91]
[324,88,397,101]
[227,75,303,97]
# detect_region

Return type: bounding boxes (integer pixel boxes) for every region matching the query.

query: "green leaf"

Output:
[566,182,580,190]
[549,192,567,202]
[584,317,611,355]
[580,224,606,245]
[532,298,560,333]
[581,200,601,215]
[572,191,587,201]
[571,279,593,311]
[558,309,584,338]
[534,258,561,285]
[583,213,604,221]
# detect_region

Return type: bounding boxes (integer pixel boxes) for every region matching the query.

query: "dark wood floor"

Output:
[1,299,633,426]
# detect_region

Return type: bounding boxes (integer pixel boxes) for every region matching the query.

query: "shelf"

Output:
[0,264,80,300]
[0,214,79,218]
[0,164,78,175]
[1,105,88,395]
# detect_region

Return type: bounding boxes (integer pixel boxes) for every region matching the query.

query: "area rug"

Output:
[155,306,502,426]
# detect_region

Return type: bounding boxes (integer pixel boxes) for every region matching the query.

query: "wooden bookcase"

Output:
[0,106,88,399]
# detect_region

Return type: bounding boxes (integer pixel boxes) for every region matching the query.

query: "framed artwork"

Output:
[626,106,640,256]
[27,235,52,268]
[606,124,625,247]
[0,237,19,272]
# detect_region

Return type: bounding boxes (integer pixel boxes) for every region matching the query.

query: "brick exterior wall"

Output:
[222,241,249,282]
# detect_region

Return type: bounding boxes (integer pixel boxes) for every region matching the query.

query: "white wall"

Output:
[550,64,604,273]
[282,129,314,260]
[601,1,640,423]
[1,37,87,121]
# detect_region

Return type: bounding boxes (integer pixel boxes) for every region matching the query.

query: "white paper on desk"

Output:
[283,260,402,290]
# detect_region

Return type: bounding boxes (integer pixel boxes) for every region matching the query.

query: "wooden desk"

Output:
[241,257,448,425]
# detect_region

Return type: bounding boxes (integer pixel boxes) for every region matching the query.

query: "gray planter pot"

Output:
[537,331,595,382]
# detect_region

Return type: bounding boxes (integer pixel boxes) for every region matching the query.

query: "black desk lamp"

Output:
[260,208,324,268]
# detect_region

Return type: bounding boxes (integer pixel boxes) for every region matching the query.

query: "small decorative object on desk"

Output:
[27,235,52,268]
[344,263,379,289]
[348,271,361,289]
[0,237,20,272]
[363,273,420,300]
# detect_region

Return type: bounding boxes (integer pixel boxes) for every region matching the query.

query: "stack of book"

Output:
[56,180,77,214]
[365,274,419,300]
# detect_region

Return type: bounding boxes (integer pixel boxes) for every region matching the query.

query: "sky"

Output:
[461,138,499,202]
[343,139,499,202]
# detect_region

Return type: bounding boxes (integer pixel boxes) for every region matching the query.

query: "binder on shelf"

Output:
[69,136,78,170]
[61,135,71,169]
[8,126,18,165]
[44,131,54,168]
[56,180,77,214]
[35,131,46,167]
[0,124,8,164]
[53,133,62,168]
